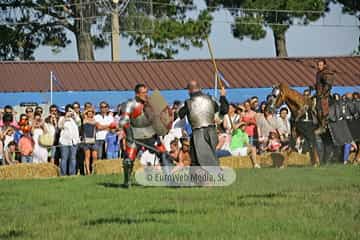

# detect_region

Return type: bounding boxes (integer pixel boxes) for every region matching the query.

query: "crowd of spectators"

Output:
[0,90,359,174]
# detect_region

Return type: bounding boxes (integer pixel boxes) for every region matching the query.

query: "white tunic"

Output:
[32,128,48,163]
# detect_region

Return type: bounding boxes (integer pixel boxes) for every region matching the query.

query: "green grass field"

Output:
[1,165,359,240]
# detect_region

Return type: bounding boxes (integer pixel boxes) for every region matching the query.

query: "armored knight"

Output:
[179,81,229,167]
[118,84,173,188]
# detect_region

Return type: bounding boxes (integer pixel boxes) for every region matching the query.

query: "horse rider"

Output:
[314,59,335,134]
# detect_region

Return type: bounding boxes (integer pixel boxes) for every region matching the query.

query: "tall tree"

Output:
[334,0,360,54]
[206,0,328,57]
[120,0,212,59]
[0,0,107,60]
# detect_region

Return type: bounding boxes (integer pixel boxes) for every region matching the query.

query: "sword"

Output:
[126,138,161,154]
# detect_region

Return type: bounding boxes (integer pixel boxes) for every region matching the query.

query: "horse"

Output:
[269,83,334,166]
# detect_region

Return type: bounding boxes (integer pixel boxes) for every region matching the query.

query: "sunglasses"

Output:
[100,105,108,108]
[26,110,33,113]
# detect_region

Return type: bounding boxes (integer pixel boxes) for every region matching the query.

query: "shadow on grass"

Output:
[84,217,163,226]
[228,200,277,207]
[97,182,143,188]
[147,208,208,215]
[237,192,288,200]
[148,209,178,215]
[225,192,289,208]
[0,230,26,239]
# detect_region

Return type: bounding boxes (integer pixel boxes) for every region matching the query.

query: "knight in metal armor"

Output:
[118,84,173,188]
[179,80,229,168]
[314,59,335,134]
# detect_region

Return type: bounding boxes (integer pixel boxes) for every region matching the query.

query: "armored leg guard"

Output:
[122,142,137,188]
[122,158,134,188]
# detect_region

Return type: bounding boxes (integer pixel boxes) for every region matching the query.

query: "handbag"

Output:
[39,133,54,147]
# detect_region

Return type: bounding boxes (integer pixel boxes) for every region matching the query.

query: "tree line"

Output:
[0,0,358,61]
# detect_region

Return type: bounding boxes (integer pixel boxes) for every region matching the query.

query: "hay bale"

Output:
[92,159,143,175]
[287,152,311,166]
[220,152,311,168]
[93,152,313,175]
[349,153,358,163]
[92,159,122,175]
[220,156,253,168]
[0,163,59,180]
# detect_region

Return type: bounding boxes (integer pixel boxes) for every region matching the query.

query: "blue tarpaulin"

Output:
[0,87,359,109]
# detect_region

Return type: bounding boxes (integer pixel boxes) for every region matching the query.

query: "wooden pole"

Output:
[206,38,223,89]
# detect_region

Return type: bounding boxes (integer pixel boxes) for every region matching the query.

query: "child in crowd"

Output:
[14,114,28,144]
[267,131,282,152]
[230,122,260,168]
[215,126,232,158]
[169,138,180,163]
[18,125,34,163]
[171,137,191,173]
[343,141,358,165]
[4,141,19,165]
[178,137,191,167]
[105,122,119,159]
[3,126,15,151]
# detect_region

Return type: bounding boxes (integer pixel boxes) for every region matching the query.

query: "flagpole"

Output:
[50,71,53,105]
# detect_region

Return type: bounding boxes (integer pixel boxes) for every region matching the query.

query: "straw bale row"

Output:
[0,163,59,180]
[1,152,355,179]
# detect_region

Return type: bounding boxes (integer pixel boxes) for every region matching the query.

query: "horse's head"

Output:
[269,84,286,109]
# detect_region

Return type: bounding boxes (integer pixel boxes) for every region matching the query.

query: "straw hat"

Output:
[180,137,190,146]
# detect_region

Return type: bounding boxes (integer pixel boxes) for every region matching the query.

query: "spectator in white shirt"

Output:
[223,104,240,134]
[58,104,80,176]
[95,101,114,159]
[277,107,291,149]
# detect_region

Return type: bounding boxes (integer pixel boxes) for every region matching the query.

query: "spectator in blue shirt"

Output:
[105,122,119,159]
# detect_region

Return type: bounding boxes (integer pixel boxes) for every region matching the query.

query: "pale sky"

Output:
[34,1,359,61]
